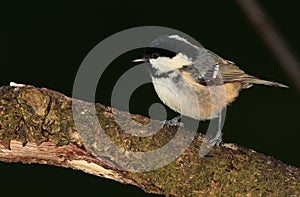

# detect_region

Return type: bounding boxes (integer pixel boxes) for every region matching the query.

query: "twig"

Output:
[235,0,300,92]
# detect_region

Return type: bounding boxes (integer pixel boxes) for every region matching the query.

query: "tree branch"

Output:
[0,84,299,196]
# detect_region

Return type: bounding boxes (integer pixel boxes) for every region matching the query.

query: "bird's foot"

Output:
[208,131,223,146]
[199,131,223,157]
[161,115,184,128]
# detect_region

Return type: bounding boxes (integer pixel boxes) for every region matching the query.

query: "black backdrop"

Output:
[1,1,300,196]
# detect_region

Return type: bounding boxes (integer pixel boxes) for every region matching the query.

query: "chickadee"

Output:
[133,35,288,146]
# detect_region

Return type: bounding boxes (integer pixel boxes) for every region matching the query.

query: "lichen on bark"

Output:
[0,86,75,148]
[0,85,299,196]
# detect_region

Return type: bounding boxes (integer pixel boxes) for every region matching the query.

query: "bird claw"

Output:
[161,115,184,128]
[208,131,223,146]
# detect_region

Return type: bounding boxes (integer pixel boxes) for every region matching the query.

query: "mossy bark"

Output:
[0,85,299,196]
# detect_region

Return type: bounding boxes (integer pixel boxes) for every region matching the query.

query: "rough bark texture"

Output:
[0,84,299,196]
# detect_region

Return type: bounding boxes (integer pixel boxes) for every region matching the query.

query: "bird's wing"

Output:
[184,50,251,85]
[206,50,253,82]
[184,50,287,88]
[218,61,253,82]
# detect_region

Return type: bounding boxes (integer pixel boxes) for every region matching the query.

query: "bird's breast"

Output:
[151,75,241,120]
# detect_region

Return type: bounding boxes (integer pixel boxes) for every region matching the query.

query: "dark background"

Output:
[1,1,299,196]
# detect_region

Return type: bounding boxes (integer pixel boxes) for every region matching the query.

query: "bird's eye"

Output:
[152,53,159,59]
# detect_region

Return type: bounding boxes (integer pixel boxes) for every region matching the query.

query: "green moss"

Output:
[74,98,300,196]
[0,86,75,147]
[0,85,299,196]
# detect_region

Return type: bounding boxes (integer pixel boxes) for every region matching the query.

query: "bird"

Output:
[133,34,288,146]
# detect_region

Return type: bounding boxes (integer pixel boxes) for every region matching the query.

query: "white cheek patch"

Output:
[150,57,170,72]
[150,53,192,73]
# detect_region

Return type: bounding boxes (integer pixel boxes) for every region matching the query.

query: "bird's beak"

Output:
[132,58,147,63]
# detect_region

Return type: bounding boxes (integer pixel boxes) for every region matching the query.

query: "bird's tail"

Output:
[241,75,288,88]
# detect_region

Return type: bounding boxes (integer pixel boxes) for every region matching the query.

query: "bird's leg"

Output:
[209,112,223,146]
[161,114,184,128]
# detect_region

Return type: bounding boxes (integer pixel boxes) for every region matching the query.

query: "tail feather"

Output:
[242,76,288,88]
[220,66,288,88]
